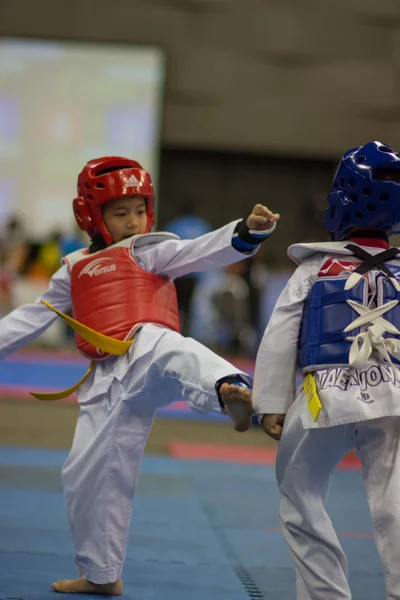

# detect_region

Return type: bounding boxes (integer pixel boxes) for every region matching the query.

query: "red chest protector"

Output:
[66,243,180,360]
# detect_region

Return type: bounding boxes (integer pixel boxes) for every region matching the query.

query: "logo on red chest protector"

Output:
[318,259,359,277]
[78,257,117,278]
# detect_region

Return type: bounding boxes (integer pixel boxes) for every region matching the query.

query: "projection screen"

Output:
[0,38,166,235]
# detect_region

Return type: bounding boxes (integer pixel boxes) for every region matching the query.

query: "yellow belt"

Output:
[302,372,323,421]
[31,301,133,401]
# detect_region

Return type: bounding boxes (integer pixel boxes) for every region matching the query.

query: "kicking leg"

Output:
[138,326,254,428]
[218,381,252,432]
[53,326,253,591]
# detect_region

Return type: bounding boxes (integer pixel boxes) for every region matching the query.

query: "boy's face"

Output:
[102,196,148,243]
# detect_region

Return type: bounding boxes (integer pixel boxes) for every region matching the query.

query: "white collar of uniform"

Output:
[130,231,180,249]
[107,232,180,251]
[288,241,367,265]
[63,232,181,265]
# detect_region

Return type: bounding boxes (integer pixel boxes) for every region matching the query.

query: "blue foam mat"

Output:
[0,447,384,599]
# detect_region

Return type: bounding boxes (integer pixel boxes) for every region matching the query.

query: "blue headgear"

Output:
[325,141,400,240]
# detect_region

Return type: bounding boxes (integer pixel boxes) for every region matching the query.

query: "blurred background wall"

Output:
[2,0,400,259]
[2,0,399,155]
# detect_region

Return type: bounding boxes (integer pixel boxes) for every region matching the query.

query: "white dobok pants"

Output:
[276,396,400,600]
[61,324,251,583]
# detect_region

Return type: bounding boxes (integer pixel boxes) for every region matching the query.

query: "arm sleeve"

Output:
[136,221,267,279]
[0,264,72,360]
[252,259,317,415]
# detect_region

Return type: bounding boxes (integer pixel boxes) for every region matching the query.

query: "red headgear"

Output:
[73,157,155,246]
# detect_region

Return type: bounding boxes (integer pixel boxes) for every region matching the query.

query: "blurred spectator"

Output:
[0,215,28,315]
[60,223,85,256]
[0,242,13,316]
[189,259,257,357]
[163,201,213,335]
[0,215,27,273]
[163,201,213,240]
[5,227,66,347]
[18,230,62,279]
[259,269,292,334]
[0,219,69,346]
[241,254,269,344]
[1,215,26,246]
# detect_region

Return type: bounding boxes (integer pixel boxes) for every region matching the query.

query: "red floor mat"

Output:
[168,441,362,469]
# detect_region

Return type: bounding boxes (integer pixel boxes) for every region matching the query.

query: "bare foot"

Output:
[52,577,123,595]
[219,383,253,432]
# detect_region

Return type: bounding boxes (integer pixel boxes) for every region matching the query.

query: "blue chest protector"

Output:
[379,276,400,346]
[298,275,400,371]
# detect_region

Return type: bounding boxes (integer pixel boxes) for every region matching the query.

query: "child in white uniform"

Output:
[0,156,279,595]
[253,141,400,600]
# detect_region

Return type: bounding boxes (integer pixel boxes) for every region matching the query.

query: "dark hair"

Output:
[89,234,107,254]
